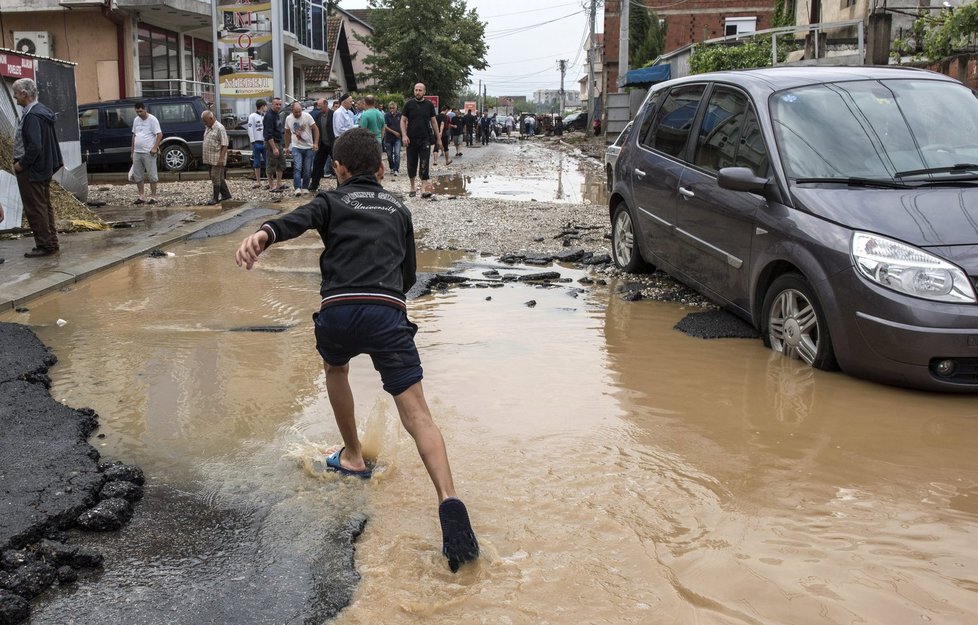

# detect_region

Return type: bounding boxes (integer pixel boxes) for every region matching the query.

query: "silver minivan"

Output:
[609,66,978,392]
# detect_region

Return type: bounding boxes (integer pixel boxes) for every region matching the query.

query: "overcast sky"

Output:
[338,0,601,98]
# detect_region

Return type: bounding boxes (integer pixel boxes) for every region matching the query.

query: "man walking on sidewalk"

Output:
[12,77,63,258]
[130,101,162,205]
[202,110,231,205]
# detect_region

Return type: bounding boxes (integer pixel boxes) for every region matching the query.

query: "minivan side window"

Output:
[152,103,197,124]
[636,91,663,145]
[106,106,137,129]
[693,86,769,176]
[734,108,769,176]
[78,109,99,130]
[642,84,705,158]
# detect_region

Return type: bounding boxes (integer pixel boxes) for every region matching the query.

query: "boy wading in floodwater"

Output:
[234,128,479,572]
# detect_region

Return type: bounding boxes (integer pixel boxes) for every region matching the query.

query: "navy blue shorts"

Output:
[313,304,423,396]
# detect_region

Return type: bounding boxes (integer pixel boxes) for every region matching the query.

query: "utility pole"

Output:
[558,59,567,115]
[618,0,629,89]
[587,0,598,129]
[478,79,482,112]
[483,84,487,113]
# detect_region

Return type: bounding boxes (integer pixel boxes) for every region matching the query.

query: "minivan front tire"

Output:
[762,273,838,371]
[160,144,191,172]
[611,203,649,273]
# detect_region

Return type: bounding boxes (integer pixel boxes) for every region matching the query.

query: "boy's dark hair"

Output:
[256,99,267,109]
[332,128,381,176]
[134,101,146,110]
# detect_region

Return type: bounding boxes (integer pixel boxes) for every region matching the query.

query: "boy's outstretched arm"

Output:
[235,229,269,270]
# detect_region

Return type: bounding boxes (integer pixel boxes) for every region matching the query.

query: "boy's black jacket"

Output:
[259,174,416,309]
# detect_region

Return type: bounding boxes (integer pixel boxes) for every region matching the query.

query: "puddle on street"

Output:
[3,227,978,624]
[431,142,607,205]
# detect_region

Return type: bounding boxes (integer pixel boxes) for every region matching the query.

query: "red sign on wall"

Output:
[0,52,35,80]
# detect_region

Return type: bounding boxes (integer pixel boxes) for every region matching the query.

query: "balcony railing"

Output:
[135,79,215,99]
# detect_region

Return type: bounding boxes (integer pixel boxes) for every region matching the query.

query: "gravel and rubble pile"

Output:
[0,132,104,231]
[79,138,713,307]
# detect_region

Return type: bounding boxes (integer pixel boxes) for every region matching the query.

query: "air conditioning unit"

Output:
[12,32,51,58]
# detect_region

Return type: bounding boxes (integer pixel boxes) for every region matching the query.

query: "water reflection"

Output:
[430,144,608,205]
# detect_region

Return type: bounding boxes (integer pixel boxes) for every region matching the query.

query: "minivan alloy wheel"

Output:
[612,204,648,273]
[763,273,837,370]
[161,144,191,172]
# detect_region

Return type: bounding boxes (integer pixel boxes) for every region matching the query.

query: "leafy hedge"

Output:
[920,3,978,61]
[690,38,788,74]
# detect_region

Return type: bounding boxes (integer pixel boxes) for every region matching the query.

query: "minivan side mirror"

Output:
[718,167,779,202]
[718,167,768,192]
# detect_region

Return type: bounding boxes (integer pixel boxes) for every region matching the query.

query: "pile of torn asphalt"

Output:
[0,323,143,625]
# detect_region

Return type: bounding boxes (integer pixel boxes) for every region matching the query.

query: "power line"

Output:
[484,10,586,40]
[482,49,584,66]
[480,1,581,19]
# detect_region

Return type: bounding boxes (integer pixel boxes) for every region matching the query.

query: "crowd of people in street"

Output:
[3,76,592,263]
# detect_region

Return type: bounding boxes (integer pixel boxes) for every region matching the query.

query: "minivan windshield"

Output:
[771,79,978,181]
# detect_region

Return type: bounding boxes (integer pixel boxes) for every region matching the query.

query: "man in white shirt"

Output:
[130,102,163,204]
[247,99,266,188]
[284,101,318,195]
[332,93,355,140]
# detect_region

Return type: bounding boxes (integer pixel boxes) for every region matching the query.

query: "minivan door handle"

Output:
[634,168,647,179]
[678,187,695,199]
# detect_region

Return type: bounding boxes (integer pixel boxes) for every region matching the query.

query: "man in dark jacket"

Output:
[12,78,63,258]
[308,98,335,192]
[262,97,286,192]
[234,128,479,573]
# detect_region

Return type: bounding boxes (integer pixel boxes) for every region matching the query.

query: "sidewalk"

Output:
[0,200,266,311]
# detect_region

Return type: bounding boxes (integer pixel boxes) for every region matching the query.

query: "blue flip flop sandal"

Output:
[324,447,373,479]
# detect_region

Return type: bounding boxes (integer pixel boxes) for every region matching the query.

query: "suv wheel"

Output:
[160,144,191,172]
[762,273,838,370]
[611,203,649,273]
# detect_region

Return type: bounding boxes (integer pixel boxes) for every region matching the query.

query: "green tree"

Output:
[357,0,489,105]
[629,6,666,68]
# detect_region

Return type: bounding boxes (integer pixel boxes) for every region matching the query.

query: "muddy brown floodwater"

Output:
[2,227,978,625]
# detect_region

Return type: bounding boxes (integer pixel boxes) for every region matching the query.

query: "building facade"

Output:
[602,0,776,96]
[0,0,362,122]
[532,88,580,107]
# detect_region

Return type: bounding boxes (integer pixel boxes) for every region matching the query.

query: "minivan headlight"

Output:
[851,232,976,303]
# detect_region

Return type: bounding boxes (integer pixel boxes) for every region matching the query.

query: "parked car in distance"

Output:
[562,110,588,132]
[608,66,978,392]
[78,95,208,172]
[605,121,633,188]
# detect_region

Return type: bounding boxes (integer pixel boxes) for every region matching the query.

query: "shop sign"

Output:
[0,52,35,80]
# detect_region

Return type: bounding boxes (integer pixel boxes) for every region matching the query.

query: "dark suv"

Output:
[78,96,208,172]
[609,66,978,392]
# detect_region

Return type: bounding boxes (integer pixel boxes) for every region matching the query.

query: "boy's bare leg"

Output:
[324,363,368,471]
[392,381,457,502]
